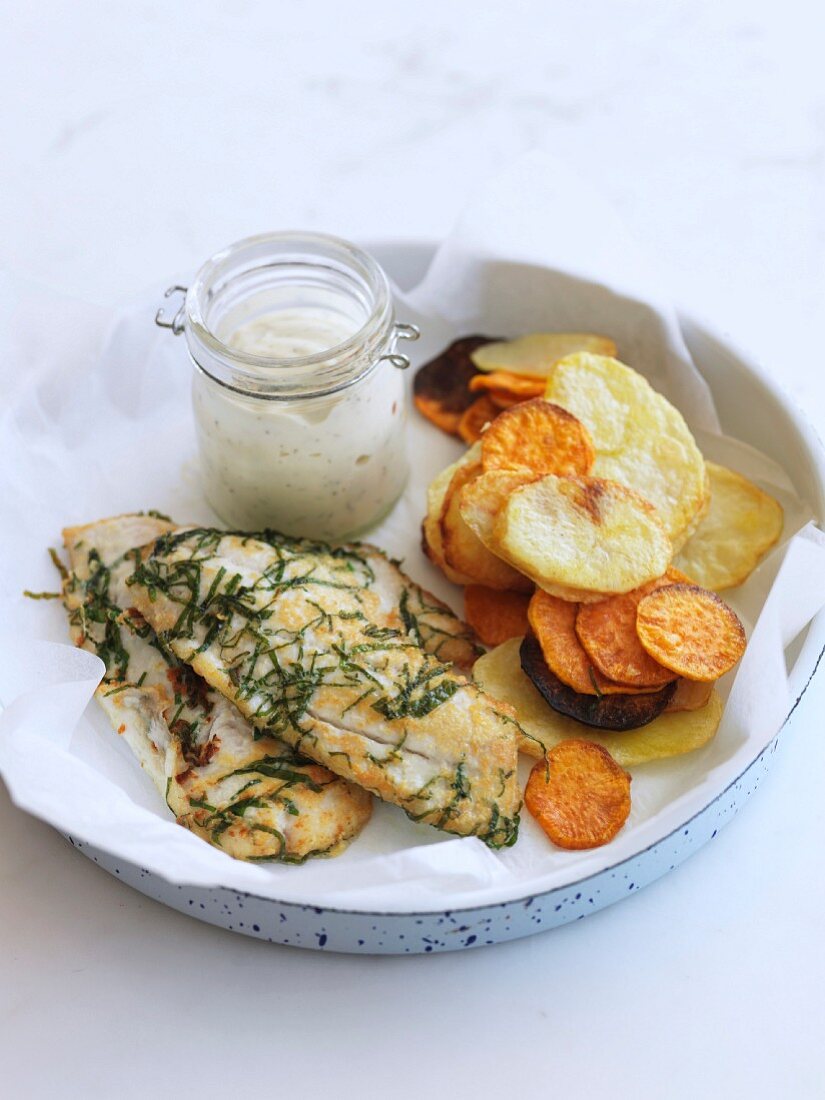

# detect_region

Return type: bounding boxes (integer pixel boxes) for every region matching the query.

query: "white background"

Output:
[2,2,824,1097]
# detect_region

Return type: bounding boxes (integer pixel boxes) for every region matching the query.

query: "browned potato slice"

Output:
[545,354,707,549]
[459,469,538,551]
[422,448,480,585]
[440,459,532,591]
[493,475,672,598]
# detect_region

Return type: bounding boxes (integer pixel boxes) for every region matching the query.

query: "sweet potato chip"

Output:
[574,574,683,689]
[413,336,493,436]
[473,638,723,764]
[459,469,537,551]
[527,590,652,696]
[464,585,531,647]
[471,333,618,377]
[493,475,673,598]
[525,739,631,850]
[636,583,746,681]
[487,390,528,409]
[545,354,707,549]
[469,372,547,400]
[422,447,480,585]
[440,459,532,591]
[674,462,784,590]
[457,395,499,444]
[520,633,675,730]
[481,399,595,478]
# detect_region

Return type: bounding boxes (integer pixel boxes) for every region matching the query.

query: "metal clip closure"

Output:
[380,321,420,371]
[155,285,188,335]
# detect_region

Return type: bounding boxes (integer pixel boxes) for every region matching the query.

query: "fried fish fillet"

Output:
[128,528,521,846]
[62,514,373,862]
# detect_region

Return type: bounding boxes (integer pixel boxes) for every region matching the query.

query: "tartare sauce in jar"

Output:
[156,232,417,540]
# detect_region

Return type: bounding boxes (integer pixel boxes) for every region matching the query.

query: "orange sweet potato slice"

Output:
[481,398,595,477]
[636,583,746,681]
[457,395,500,443]
[574,574,683,689]
[520,633,676,730]
[413,336,493,436]
[469,371,547,400]
[464,585,531,647]
[525,739,632,850]
[527,589,652,696]
[488,390,528,409]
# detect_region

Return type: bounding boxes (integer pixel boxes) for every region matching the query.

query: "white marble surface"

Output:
[1,2,824,1097]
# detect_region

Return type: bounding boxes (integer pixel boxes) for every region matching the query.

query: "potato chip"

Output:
[471,333,618,377]
[413,336,492,436]
[481,399,595,478]
[464,585,531,646]
[674,462,784,590]
[636,583,746,681]
[666,677,714,712]
[459,469,537,551]
[574,574,682,688]
[493,475,672,598]
[473,638,723,765]
[545,354,707,548]
[525,739,631,850]
[486,394,517,411]
[520,633,675,730]
[469,371,547,400]
[440,458,532,591]
[457,395,499,444]
[422,447,480,585]
[527,590,652,696]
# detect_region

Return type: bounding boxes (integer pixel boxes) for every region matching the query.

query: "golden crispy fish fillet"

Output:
[128,528,521,847]
[62,514,372,862]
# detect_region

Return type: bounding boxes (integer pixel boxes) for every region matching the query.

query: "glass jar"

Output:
[155,231,418,540]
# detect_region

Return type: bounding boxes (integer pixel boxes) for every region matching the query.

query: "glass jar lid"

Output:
[155,231,418,400]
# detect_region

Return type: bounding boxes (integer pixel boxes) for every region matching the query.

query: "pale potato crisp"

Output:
[545,353,708,549]
[471,333,617,377]
[493,474,672,597]
[675,461,784,590]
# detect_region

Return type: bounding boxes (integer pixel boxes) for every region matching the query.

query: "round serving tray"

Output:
[61,241,825,954]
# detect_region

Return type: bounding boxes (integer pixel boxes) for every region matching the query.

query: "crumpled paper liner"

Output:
[2,155,824,912]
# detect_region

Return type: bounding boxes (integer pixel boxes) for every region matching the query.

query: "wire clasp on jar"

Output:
[154,285,188,335]
[380,322,420,370]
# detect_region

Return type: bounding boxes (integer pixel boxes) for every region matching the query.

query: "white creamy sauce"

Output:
[225,308,357,358]
[194,305,408,539]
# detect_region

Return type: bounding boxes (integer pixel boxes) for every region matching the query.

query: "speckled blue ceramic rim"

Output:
[63,641,823,954]
[59,243,825,953]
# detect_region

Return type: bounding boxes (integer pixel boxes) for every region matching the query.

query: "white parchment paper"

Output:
[2,156,824,912]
